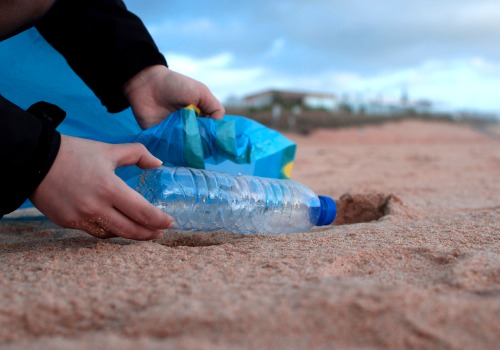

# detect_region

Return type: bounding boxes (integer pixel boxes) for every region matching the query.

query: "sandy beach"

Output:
[1,119,499,349]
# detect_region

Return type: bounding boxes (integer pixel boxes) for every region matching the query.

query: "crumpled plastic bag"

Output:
[116,106,296,185]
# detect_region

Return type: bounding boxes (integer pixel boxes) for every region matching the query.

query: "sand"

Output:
[1,119,499,349]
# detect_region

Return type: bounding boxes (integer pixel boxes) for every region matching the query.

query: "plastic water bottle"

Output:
[135,166,336,234]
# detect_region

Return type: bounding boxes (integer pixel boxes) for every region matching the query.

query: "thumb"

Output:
[111,143,162,169]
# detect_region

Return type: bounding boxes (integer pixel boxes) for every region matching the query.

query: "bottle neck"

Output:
[316,196,336,226]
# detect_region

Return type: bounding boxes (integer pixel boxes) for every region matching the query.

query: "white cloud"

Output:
[335,58,500,112]
[166,52,232,75]
[258,57,500,113]
[164,52,500,114]
[164,52,265,99]
[126,0,500,115]
[268,38,286,57]
[455,2,500,27]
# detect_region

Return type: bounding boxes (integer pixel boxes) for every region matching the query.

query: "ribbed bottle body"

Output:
[136,167,322,234]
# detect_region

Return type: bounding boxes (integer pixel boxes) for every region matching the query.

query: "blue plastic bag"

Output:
[0,29,296,194]
[119,107,296,182]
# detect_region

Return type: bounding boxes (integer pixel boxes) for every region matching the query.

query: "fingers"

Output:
[31,135,171,241]
[68,182,171,240]
[111,179,174,231]
[206,105,225,120]
[200,102,225,120]
[197,86,225,120]
[95,210,164,241]
[112,142,162,169]
[72,220,116,240]
[105,142,174,234]
[73,210,163,241]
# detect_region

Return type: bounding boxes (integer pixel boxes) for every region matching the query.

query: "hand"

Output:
[123,65,225,129]
[30,135,174,240]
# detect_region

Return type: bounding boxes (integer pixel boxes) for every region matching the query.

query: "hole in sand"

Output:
[159,231,230,247]
[334,192,419,225]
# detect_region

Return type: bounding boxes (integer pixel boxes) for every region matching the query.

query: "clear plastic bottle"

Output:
[135,166,336,234]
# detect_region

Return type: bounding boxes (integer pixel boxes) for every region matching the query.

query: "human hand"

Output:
[123,65,225,129]
[30,135,174,240]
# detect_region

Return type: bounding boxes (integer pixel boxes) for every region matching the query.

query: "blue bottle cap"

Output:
[316,196,337,226]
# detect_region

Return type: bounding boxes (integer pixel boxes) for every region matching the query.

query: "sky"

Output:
[125,0,500,115]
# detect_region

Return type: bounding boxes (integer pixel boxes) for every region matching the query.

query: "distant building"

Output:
[224,94,246,109]
[346,96,434,116]
[244,90,338,111]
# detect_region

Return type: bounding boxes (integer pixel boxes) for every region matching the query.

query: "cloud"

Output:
[129,0,500,64]
[168,51,500,113]
[165,52,264,100]
[125,0,500,113]
[307,58,500,112]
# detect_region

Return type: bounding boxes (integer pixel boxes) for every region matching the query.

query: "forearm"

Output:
[36,0,167,113]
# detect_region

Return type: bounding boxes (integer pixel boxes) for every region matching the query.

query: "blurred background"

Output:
[126,0,499,129]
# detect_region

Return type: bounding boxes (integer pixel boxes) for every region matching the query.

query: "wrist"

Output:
[123,65,168,101]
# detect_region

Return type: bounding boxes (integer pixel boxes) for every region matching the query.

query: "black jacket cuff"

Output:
[0,98,63,216]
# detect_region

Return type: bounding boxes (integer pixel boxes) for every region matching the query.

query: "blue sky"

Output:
[125,0,500,115]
